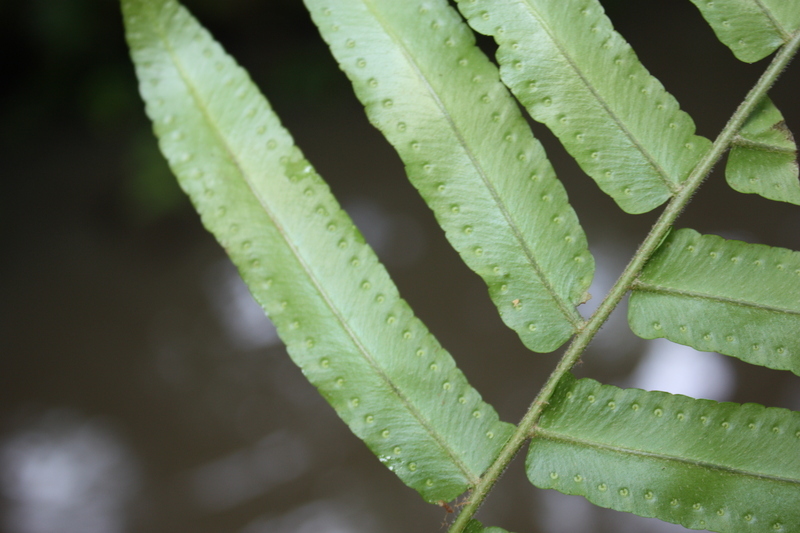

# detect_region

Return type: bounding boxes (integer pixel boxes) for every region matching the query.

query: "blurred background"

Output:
[1,1,799,532]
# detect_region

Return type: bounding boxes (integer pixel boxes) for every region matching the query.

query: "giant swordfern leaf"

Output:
[454,0,711,214]
[121,0,514,502]
[528,375,800,533]
[689,0,800,63]
[304,0,593,352]
[726,96,800,205]
[629,229,800,375]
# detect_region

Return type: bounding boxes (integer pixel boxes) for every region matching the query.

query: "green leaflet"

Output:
[528,375,800,533]
[122,0,514,502]
[305,0,593,352]
[629,229,800,375]
[688,0,800,63]
[727,96,800,205]
[454,0,711,214]
[463,519,513,533]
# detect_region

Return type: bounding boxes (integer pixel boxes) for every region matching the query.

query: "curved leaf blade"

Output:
[528,374,800,533]
[305,0,593,352]
[455,0,711,214]
[688,0,800,63]
[629,229,800,375]
[727,96,800,204]
[122,0,513,502]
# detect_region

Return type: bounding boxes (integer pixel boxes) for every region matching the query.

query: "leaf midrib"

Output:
[753,0,792,41]
[632,280,800,316]
[361,0,584,330]
[517,0,680,193]
[732,135,796,154]
[535,427,800,486]
[151,12,479,487]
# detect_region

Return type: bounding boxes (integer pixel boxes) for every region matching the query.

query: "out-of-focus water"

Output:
[2,1,798,532]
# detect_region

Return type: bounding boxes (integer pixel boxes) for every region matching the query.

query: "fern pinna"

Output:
[121,0,800,531]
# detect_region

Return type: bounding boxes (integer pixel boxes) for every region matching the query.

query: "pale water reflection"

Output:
[205,260,280,351]
[189,430,310,511]
[239,500,377,533]
[628,338,736,402]
[0,411,140,533]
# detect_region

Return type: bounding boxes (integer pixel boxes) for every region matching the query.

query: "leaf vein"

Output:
[518,0,679,192]
[155,16,479,486]
[632,280,800,316]
[363,0,584,329]
[752,0,792,41]
[732,135,797,155]
[535,428,800,486]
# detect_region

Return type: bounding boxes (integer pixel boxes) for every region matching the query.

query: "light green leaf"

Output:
[464,519,513,533]
[305,0,593,352]
[629,229,800,375]
[528,374,800,533]
[122,0,514,502]
[726,96,800,204]
[688,0,800,63]
[454,0,711,214]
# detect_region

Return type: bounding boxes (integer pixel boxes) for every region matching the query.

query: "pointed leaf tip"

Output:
[122,0,513,502]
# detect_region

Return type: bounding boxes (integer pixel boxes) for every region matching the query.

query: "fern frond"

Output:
[528,375,800,533]
[629,229,800,375]
[454,0,711,214]
[689,0,800,63]
[122,0,514,502]
[304,0,593,352]
[727,96,800,205]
